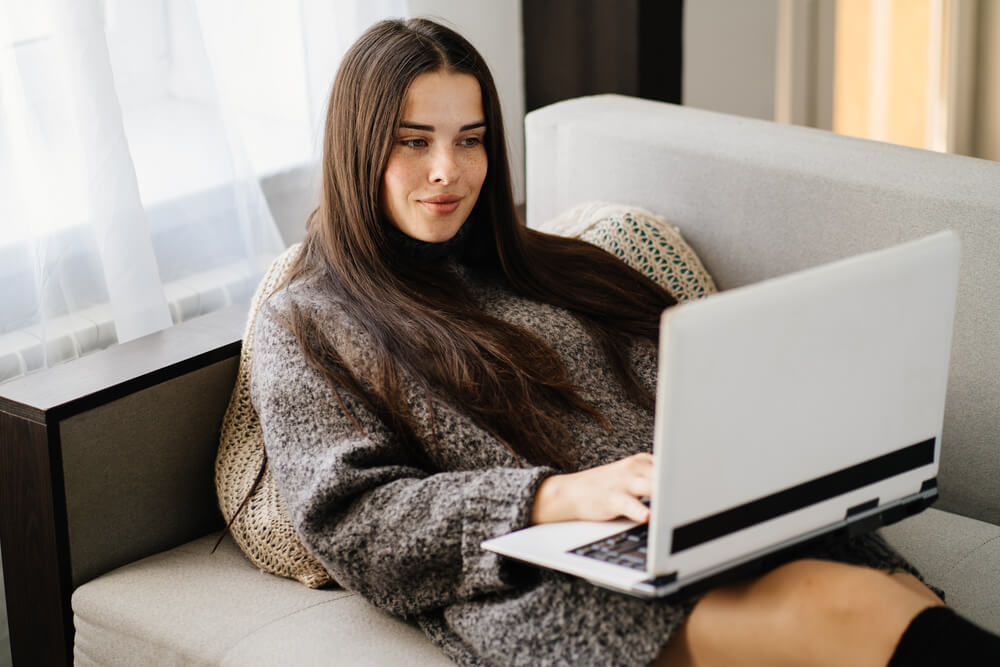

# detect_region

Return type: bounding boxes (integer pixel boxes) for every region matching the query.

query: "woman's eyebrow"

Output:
[398,121,486,131]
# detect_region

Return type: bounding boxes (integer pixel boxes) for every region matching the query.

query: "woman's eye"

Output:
[459,137,482,147]
[401,138,427,148]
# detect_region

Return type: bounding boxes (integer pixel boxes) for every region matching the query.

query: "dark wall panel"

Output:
[0,413,71,666]
[523,0,683,112]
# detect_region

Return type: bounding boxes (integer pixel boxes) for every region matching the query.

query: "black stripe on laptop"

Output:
[671,438,936,554]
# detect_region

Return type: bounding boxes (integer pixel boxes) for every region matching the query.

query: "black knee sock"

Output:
[888,606,1000,666]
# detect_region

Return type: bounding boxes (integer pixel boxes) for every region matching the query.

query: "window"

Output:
[0,0,405,383]
[775,0,994,159]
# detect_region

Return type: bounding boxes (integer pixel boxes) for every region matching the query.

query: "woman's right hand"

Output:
[530,453,653,525]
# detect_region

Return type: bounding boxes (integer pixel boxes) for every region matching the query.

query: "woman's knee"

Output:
[762,559,938,666]
[678,559,936,667]
[774,559,881,618]
[765,559,929,633]
[687,559,877,628]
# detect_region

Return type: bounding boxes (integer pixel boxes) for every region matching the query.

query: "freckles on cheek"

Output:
[474,155,488,187]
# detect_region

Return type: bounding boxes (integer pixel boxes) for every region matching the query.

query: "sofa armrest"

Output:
[0,304,246,666]
[881,507,1000,634]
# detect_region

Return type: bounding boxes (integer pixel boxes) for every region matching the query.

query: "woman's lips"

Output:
[420,196,461,215]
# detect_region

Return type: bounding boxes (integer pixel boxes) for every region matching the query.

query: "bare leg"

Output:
[889,571,944,606]
[655,559,943,667]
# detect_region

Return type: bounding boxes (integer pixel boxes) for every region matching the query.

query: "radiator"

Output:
[0,261,252,384]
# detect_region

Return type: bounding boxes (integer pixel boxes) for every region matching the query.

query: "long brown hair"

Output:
[284,18,675,471]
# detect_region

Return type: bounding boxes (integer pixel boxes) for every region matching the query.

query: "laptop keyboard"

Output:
[570,524,648,571]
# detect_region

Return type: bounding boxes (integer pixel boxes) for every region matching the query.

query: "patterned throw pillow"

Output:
[535,201,717,302]
[216,242,334,588]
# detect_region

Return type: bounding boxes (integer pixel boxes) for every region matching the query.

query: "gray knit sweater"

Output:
[251,263,921,666]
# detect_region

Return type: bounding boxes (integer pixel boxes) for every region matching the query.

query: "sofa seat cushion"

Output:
[72,533,452,666]
[880,506,1000,634]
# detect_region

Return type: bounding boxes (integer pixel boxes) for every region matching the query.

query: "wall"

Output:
[408,0,527,203]
[684,0,780,121]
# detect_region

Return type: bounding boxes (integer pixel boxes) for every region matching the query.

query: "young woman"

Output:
[252,18,999,666]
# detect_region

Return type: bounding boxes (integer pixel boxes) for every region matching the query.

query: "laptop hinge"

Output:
[639,572,678,590]
[845,498,881,538]
[845,498,879,519]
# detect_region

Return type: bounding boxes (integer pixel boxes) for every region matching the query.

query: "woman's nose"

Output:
[428,147,459,185]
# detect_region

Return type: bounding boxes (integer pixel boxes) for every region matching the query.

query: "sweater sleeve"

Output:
[251,297,555,617]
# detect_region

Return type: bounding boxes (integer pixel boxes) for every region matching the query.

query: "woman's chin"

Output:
[409,224,463,244]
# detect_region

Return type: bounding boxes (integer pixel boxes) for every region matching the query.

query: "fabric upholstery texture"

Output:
[72,533,453,666]
[62,357,236,587]
[880,508,1000,633]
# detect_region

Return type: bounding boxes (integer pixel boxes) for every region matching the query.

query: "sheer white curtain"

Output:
[0,0,407,383]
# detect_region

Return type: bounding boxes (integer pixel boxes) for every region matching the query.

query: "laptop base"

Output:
[626,485,938,600]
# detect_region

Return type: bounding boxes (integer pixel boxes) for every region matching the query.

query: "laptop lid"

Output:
[648,230,960,579]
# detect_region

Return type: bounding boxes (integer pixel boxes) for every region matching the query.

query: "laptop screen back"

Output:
[648,232,959,576]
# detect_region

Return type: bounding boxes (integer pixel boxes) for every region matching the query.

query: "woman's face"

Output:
[381,70,488,243]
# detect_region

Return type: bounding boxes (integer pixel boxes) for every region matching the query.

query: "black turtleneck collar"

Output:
[383,219,470,264]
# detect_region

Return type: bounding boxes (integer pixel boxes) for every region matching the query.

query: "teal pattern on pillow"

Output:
[535,201,717,302]
[577,211,716,302]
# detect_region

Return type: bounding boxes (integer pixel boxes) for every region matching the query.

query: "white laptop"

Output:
[482,230,960,599]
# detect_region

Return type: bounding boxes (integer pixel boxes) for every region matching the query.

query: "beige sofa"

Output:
[1,95,998,665]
